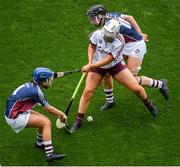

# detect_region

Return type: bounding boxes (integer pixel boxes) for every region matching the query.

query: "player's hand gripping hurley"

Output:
[56,73,86,133]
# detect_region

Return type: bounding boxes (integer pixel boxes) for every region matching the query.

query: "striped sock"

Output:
[36,132,43,146]
[76,113,85,124]
[44,140,54,157]
[149,79,163,88]
[104,89,114,103]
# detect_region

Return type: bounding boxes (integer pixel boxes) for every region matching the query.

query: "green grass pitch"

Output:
[0,0,180,165]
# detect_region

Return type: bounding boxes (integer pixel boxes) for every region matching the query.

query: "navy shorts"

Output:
[91,62,127,77]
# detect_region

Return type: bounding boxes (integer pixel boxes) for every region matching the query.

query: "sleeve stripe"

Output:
[90,41,97,46]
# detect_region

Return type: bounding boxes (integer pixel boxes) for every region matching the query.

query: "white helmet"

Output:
[102,19,120,42]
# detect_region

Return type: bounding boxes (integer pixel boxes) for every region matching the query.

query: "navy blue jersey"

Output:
[5,82,48,118]
[105,12,143,43]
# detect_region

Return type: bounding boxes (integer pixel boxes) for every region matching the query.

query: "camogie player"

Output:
[4,67,67,161]
[70,19,158,133]
[86,4,169,111]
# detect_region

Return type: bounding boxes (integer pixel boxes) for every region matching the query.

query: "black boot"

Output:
[70,122,81,133]
[46,153,66,162]
[35,143,44,149]
[159,79,169,100]
[144,100,158,117]
[100,101,115,112]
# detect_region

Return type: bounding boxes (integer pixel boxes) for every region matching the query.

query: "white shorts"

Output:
[5,111,31,133]
[123,40,147,60]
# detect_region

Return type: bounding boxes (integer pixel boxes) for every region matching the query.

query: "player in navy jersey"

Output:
[86,4,169,111]
[5,67,67,161]
[70,20,158,133]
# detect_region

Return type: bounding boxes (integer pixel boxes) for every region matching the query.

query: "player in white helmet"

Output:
[70,19,158,133]
[4,67,67,161]
[86,4,169,111]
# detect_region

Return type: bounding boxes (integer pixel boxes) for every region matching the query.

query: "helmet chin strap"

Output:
[41,81,49,89]
[95,16,99,24]
[92,16,104,27]
[99,17,105,27]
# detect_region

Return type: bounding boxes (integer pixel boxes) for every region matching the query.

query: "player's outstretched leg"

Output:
[159,79,169,100]
[113,68,158,117]
[135,76,169,100]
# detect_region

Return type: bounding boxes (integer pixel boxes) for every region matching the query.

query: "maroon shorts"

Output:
[91,62,127,77]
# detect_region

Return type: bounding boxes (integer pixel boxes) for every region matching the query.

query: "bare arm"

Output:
[123,15,142,34]
[123,15,149,41]
[91,54,114,69]
[43,105,67,122]
[88,43,96,64]
[82,54,114,72]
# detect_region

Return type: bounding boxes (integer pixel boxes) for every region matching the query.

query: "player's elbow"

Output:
[124,15,134,22]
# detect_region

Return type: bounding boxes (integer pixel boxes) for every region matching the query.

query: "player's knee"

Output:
[83,88,94,99]
[134,76,141,84]
[42,118,51,128]
[129,67,141,76]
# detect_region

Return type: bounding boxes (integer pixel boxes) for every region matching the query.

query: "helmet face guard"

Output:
[87,14,103,26]
[103,33,116,43]
[87,4,106,26]
[102,19,120,43]
[33,67,54,88]
[42,75,54,88]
